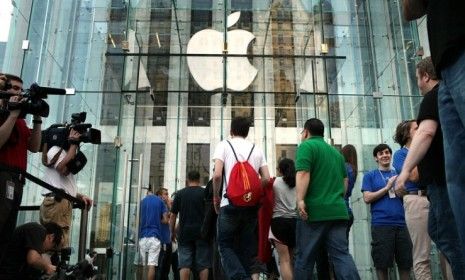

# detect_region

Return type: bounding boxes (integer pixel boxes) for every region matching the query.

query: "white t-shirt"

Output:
[43,145,77,197]
[212,137,267,207]
[272,177,297,218]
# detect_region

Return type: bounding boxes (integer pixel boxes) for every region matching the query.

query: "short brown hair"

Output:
[416,57,437,80]
[394,120,416,147]
[4,73,23,84]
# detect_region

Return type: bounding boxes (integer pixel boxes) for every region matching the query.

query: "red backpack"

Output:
[225,140,263,207]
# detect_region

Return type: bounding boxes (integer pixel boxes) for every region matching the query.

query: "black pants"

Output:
[0,170,24,263]
[156,243,172,280]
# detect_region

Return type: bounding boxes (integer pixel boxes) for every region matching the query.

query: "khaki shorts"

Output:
[40,196,72,246]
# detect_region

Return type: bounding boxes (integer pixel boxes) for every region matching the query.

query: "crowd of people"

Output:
[1,0,465,279]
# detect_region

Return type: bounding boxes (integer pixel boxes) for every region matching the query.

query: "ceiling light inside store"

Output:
[156,32,161,48]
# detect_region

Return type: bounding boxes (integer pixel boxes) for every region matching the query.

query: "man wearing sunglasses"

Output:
[0,222,63,279]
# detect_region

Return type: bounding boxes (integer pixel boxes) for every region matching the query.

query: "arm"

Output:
[363,176,397,204]
[26,249,56,275]
[259,165,270,188]
[212,159,224,214]
[169,213,177,242]
[402,0,427,21]
[343,177,349,196]
[55,129,81,176]
[27,116,42,152]
[296,171,310,220]
[0,96,21,149]
[161,211,169,224]
[395,120,437,194]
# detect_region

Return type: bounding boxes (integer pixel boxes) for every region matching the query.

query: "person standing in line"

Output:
[362,144,412,280]
[138,188,169,280]
[270,158,297,280]
[294,118,359,280]
[341,144,358,239]
[396,57,465,279]
[212,116,270,280]
[170,171,211,280]
[156,187,173,280]
[393,119,433,280]
[403,0,465,260]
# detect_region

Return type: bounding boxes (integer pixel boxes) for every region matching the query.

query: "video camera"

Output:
[0,82,67,118]
[46,248,96,280]
[42,112,101,174]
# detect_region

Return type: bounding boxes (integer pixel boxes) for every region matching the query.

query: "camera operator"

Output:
[0,222,63,279]
[39,128,93,247]
[0,74,42,259]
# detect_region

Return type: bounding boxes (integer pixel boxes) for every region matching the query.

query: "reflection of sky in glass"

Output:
[0,1,13,42]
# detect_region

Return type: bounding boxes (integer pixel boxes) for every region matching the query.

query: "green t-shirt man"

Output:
[295,136,348,222]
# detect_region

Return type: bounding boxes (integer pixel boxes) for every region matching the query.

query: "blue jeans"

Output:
[438,48,465,260]
[217,205,258,280]
[294,219,360,280]
[427,184,465,278]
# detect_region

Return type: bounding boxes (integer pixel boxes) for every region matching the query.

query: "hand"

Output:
[395,172,408,197]
[68,129,81,142]
[80,195,93,209]
[45,264,56,275]
[8,95,22,117]
[297,200,308,221]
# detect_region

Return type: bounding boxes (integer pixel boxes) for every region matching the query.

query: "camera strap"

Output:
[41,143,63,167]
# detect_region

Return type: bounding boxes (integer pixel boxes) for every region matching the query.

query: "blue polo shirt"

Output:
[361,169,405,226]
[139,194,167,239]
[393,147,420,192]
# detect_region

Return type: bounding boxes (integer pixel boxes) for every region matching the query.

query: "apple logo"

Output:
[186,12,258,91]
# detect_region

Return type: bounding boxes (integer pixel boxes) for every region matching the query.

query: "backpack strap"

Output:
[247,144,255,161]
[226,140,255,162]
[226,140,240,162]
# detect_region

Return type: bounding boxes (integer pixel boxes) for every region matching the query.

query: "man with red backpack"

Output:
[212,116,270,280]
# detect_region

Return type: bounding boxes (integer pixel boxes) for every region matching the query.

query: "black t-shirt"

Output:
[427,0,465,74]
[0,222,46,279]
[171,186,206,244]
[416,85,446,186]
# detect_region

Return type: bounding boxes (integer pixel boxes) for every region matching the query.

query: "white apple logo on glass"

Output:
[186,12,258,91]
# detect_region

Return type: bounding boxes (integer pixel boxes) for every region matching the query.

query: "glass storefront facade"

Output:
[1,0,437,278]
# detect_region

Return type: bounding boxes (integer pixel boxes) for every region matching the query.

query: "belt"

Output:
[42,192,63,201]
[407,190,427,196]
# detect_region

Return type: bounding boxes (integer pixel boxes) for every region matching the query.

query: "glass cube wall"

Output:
[1,0,434,278]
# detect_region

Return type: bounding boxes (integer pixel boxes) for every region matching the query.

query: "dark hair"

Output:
[304,118,324,137]
[187,170,200,182]
[416,57,437,80]
[278,158,296,189]
[372,144,392,157]
[342,144,358,177]
[42,222,63,247]
[230,116,251,137]
[393,120,415,147]
[4,73,23,84]
[155,187,168,196]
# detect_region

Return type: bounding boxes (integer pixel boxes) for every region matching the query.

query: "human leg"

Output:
[325,220,359,280]
[403,195,432,279]
[294,220,329,279]
[427,184,465,279]
[217,205,251,280]
[438,49,465,260]
[275,241,292,280]
[394,227,413,280]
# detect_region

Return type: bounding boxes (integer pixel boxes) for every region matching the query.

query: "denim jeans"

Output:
[217,205,258,280]
[427,184,465,279]
[438,48,465,260]
[294,219,360,280]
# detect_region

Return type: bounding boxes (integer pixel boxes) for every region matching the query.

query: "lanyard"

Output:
[377,169,394,183]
